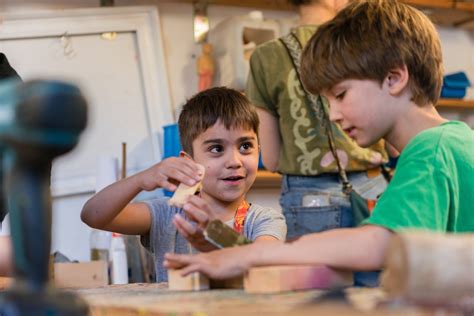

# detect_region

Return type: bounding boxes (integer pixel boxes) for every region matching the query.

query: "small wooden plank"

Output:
[0,276,12,290]
[167,269,209,291]
[168,165,205,208]
[244,265,352,294]
[54,261,109,288]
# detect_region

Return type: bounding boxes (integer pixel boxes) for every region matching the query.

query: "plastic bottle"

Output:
[110,233,128,285]
[90,228,111,262]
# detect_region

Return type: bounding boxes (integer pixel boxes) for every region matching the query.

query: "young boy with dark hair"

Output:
[81,87,286,282]
[163,0,474,280]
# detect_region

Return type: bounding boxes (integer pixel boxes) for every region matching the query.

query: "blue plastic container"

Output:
[163,123,182,159]
[441,72,471,99]
[440,86,467,99]
[258,152,265,169]
[444,72,471,88]
[163,123,181,196]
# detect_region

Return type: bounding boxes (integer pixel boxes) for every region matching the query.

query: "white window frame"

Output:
[0,6,173,197]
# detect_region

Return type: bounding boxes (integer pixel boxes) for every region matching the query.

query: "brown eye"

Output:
[240,142,254,153]
[209,145,223,153]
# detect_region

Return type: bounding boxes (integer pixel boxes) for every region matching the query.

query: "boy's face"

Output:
[191,120,259,205]
[323,79,395,147]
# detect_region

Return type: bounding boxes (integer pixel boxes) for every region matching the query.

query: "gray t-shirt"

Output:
[0,213,10,236]
[141,198,286,282]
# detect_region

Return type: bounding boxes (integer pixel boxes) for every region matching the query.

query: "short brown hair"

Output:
[301,0,443,105]
[178,87,259,156]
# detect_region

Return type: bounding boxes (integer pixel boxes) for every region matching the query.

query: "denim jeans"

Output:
[280,171,388,287]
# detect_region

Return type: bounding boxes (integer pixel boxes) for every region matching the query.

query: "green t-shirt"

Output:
[364,121,474,233]
[246,25,387,176]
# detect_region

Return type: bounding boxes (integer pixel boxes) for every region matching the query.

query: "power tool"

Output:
[0,79,89,315]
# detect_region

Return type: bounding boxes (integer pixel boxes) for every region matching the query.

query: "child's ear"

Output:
[386,65,409,96]
[179,151,192,159]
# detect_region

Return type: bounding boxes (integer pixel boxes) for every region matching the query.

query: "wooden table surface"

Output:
[73,283,460,316]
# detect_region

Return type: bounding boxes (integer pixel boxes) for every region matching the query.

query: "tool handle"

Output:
[5,157,52,288]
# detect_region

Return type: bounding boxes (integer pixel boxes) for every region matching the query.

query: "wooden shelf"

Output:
[405,0,474,28]
[176,0,473,28]
[253,170,282,189]
[437,98,474,109]
[176,0,291,10]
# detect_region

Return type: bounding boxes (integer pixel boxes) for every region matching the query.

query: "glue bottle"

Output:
[110,233,128,284]
[90,228,111,262]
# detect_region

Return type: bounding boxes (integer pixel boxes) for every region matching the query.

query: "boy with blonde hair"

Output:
[82,87,286,282]
[164,0,474,280]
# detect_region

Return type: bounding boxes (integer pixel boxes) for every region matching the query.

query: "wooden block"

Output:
[54,261,109,288]
[244,265,352,294]
[0,277,12,290]
[167,269,209,291]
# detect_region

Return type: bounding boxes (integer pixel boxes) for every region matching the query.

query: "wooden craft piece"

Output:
[244,264,352,294]
[54,261,109,288]
[167,269,209,291]
[0,277,12,290]
[168,165,205,208]
[381,231,474,302]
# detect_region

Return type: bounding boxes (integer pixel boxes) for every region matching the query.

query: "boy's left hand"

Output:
[173,195,220,252]
[182,195,217,228]
[172,214,217,252]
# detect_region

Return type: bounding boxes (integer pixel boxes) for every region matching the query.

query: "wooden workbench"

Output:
[74,283,461,316]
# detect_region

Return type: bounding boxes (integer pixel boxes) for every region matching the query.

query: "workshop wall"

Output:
[3,1,473,115]
[1,0,472,261]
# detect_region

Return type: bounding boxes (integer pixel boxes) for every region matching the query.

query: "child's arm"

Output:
[0,236,12,276]
[256,108,281,172]
[164,225,393,279]
[81,157,204,235]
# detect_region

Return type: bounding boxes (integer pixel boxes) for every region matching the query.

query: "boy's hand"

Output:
[182,195,218,228]
[173,214,217,252]
[173,195,219,252]
[164,245,254,279]
[138,157,203,192]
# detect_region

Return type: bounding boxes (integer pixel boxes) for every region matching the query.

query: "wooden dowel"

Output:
[381,231,474,302]
[121,142,126,179]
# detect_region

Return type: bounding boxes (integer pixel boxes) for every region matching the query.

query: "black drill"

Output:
[0,79,89,315]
